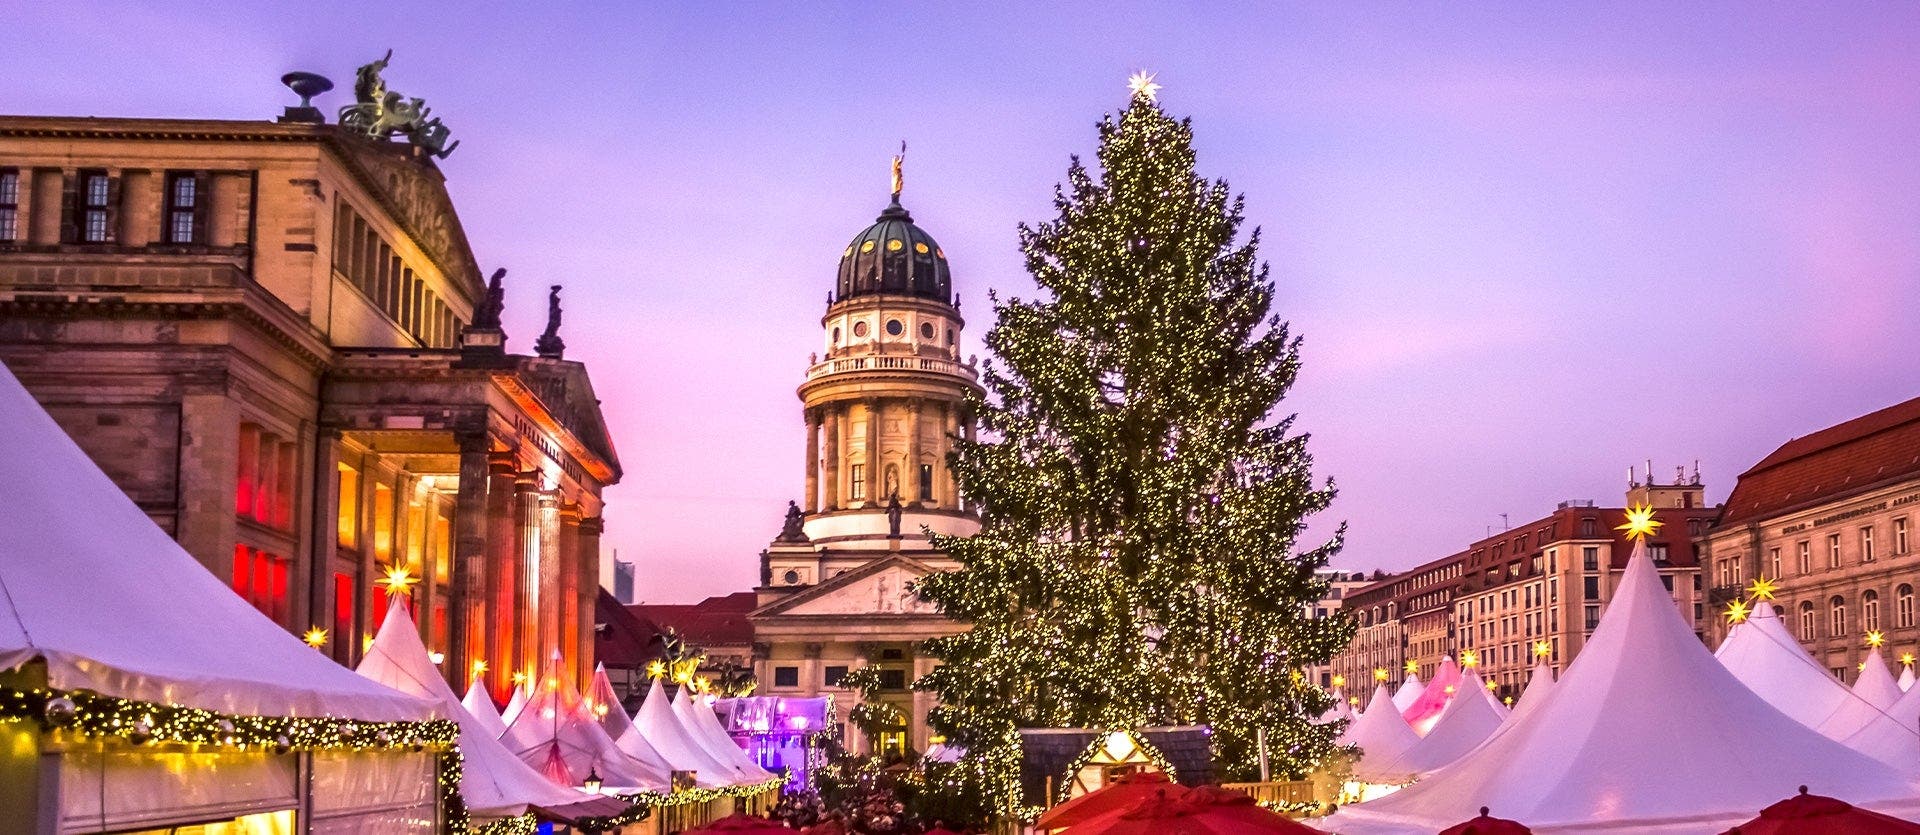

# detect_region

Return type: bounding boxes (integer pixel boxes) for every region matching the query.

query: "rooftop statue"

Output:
[337,50,460,159]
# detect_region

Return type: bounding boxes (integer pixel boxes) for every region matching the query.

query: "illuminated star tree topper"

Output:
[1616,504,1663,541]
[1126,69,1162,101]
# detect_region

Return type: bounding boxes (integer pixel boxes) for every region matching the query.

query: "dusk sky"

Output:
[12,3,1919,602]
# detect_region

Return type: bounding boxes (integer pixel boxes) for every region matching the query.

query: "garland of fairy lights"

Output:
[0,686,470,833]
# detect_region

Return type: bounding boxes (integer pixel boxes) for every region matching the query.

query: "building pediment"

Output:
[494,358,622,484]
[327,132,484,301]
[752,554,944,618]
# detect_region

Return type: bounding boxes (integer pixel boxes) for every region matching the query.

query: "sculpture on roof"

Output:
[777,501,808,543]
[534,285,565,359]
[337,50,460,159]
[471,267,507,330]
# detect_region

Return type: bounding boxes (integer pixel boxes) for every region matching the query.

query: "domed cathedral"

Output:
[749,153,980,758]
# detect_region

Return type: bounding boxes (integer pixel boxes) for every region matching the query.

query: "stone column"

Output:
[538,491,563,677]
[822,405,841,510]
[484,453,518,696]
[577,517,605,688]
[177,388,240,580]
[450,433,490,690]
[803,409,821,514]
[557,502,582,687]
[905,399,922,506]
[514,471,543,683]
[310,430,344,663]
[864,398,882,505]
[933,401,952,510]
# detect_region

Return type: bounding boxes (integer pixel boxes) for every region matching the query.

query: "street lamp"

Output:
[583,764,603,794]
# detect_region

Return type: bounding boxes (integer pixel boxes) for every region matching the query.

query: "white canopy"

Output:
[502,684,530,727]
[1315,688,1351,725]
[464,680,511,741]
[1400,656,1460,735]
[673,688,777,783]
[500,662,670,792]
[587,664,634,742]
[1841,677,1920,772]
[0,362,432,722]
[1389,674,1425,714]
[1322,540,1918,834]
[356,596,589,818]
[1333,683,1422,784]
[1714,599,1852,730]
[1377,666,1507,779]
[617,678,732,788]
[1900,664,1915,692]
[1819,647,1905,741]
[1506,659,1554,724]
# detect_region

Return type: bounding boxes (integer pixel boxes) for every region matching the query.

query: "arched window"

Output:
[1899,585,1914,629]
[1800,601,1817,641]
[1829,596,1847,638]
[1863,589,1881,632]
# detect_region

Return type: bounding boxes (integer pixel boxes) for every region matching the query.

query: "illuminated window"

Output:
[76,170,109,243]
[372,484,394,562]
[231,545,288,624]
[918,463,933,502]
[0,168,18,241]
[337,463,360,547]
[850,464,866,501]
[164,172,200,244]
[332,573,354,663]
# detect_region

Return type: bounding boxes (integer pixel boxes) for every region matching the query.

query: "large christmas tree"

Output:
[915,77,1351,806]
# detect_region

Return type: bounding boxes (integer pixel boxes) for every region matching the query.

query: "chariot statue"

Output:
[337,50,459,159]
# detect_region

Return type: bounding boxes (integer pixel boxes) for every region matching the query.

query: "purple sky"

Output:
[10,4,1920,601]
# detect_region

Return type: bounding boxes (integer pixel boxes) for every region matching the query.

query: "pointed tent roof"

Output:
[500,657,669,792]
[618,678,732,788]
[0,362,432,722]
[464,679,511,741]
[357,596,588,818]
[1314,688,1350,725]
[1379,667,1508,779]
[1324,541,1919,833]
[1900,664,1915,692]
[1401,656,1461,732]
[1507,659,1555,723]
[1335,683,1423,784]
[586,663,634,742]
[1390,673,1425,714]
[673,688,777,783]
[502,684,530,726]
[1819,647,1905,740]
[1841,679,1920,773]
[1715,599,1853,730]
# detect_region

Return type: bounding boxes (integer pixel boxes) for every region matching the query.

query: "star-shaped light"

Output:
[1725,599,1751,624]
[1486,680,1499,692]
[1532,641,1552,658]
[1747,577,1778,601]
[302,627,328,649]
[511,671,529,686]
[1443,685,1457,695]
[1373,668,1389,682]
[1349,696,1360,706]
[1902,652,1916,667]
[1126,70,1162,102]
[646,660,668,680]
[376,564,416,596]
[1867,630,1886,648]
[1460,649,1479,668]
[1616,504,1663,541]
[1331,674,1346,688]
[1404,660,1419,674]
[472,659,488,676]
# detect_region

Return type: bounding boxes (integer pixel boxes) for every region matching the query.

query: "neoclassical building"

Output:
[0,84,617,700]
[749,172,980,757]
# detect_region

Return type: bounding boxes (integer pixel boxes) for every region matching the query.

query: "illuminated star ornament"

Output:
[376,564,417,596]
[1867,630,1886,648]
[1747,577,1778,601]
[1331,674,1346,688]
[1486,680,1499,692]
[1902,653,1916,667]
[1616,504,1663,541]
[646,660,668,680]
[1532,641,1552,658]
[1724,599,1751,624]
[1404,659,1419,674]
[1373,668,1389,682]
[1127,70,1162,102]
[302,627,328,649]
[1460,649,1479,668]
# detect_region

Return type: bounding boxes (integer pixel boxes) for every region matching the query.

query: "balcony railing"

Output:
[805,353,978,381]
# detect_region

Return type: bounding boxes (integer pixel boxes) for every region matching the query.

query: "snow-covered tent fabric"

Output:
[1389,674,1425,714]
[1715,599,1851,730]
[673,688,777,783]
[501,663,669,792]
[1819,647,1906,741]
[464,680,511,741]
[1377,666,1507,778]
[618,679,732,788]
[1399,656,1460,733]
[0,361,434,723]
[1321,540,1920,834]
[356,596,591,818]
[587,664,634,742]
[1334,683,1422,785]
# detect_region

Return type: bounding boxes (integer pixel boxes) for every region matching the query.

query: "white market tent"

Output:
[1819,646,1906,741]
[1841,677,1920,771]
[618,678,733,788]
[1714,599,1852,730]
[1376,665,1507,778]
[356,596,615,821]
[1504,658,1555,726]
[0,361,445,832]
[1901,663,1916,692]
[674,687,779,783]
[1389,673,1425,714]
[588,663,635,741]
[500,662,670,792]
[501,684,530,726]
[1315,688,1351,725]
[464,679,512,741]
[1320,540,1920,834]
[1399,656,1460,734]
[1333,683,1422,785]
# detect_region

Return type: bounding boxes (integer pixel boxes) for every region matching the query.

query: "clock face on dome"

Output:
[853,321,869,337]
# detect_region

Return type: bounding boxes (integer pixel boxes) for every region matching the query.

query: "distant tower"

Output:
[768,155,981,583]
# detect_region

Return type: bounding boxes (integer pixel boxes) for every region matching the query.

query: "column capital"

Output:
[577,516,606,535]
[558,501,583,523]
[455,429,493,454]
[804,642,826,659]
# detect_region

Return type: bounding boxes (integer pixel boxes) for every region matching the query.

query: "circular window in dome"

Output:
[832,326,842,344]
[886,320,904,336]
[843,246,853,258]
[860,240,876,254]
[887,239,904,252]
[920,322,935,339]
[782,569,800,585]
[936,248,945,259]
[853,321,869,337]
[914,242,929,254]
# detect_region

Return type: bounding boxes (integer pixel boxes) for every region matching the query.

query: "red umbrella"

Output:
[1720,786,1920,834]
[1034,771,1190,831]
[1439,806,1533,835]
[686,813,794,834]
[1065,785,1318,834]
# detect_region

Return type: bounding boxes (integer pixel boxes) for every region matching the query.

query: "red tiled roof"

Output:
[1721,395,1920,527]
[596,589,663,668]
[629,591,757,647]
